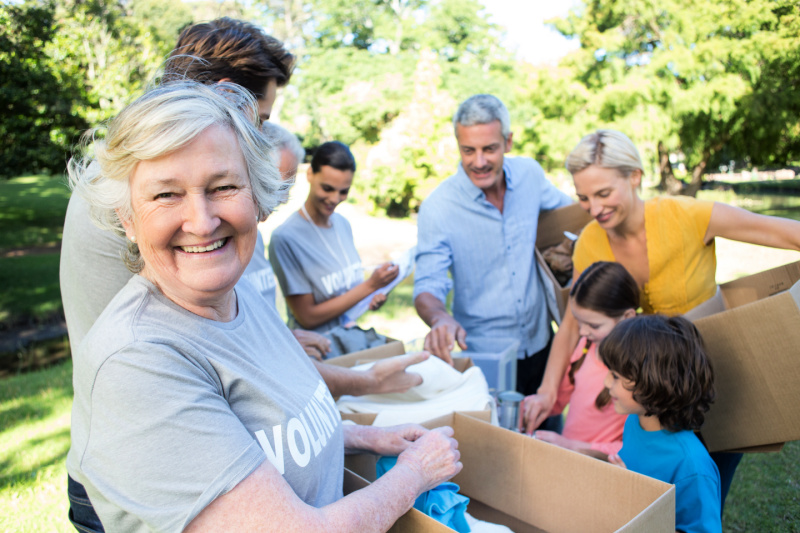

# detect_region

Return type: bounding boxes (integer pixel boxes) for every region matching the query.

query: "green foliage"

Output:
[0,1,89,178]
[547,0,800,190]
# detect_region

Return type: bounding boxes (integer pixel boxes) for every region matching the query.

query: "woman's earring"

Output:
[129,235,136,243]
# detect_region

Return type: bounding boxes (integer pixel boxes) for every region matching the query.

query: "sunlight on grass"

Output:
[0,175,71,251]
[0,361,73,533]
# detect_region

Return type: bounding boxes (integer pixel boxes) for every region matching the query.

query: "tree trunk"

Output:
[684,158,708,198]
[657,141,684,195]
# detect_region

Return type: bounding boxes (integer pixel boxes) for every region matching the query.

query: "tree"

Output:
[0,0,89,178]
[551,0,800,194]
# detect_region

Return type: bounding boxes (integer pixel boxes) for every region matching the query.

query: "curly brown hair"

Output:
[165,17,295,97]
[598,314,715,432]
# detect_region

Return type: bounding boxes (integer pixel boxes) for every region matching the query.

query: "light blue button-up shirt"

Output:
[414,156,573,358]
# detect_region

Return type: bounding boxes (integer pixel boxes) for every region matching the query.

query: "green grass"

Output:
[0,360,73,533]
[0,175,71,251]
[724,442,800,531]
[0,175,70,327]
[0,254,63,324]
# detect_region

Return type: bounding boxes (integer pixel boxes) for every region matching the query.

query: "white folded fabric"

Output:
[336,356,494,426]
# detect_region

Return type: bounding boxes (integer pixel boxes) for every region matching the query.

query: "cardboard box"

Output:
[536,204,593,322]
[344,412,675,533]
[454,336,519,393]
[687,261,800,452]
[324,340,407,367]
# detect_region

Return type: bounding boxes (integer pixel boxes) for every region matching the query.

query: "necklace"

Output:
[300,203,352,272]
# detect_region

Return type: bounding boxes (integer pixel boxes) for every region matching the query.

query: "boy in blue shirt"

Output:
[600,315,721,533]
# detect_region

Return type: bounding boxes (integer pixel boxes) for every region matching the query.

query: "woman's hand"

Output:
[364,424,429,456]
[532,430,581,450]
[608,453,627,469]
[368,262,399,290]
[521,392,556,434]
[291,329,331,361]
[369,293,387,311]
[397,426,462,493]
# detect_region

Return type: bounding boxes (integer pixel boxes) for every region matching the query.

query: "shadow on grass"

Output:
[0,425,71,491]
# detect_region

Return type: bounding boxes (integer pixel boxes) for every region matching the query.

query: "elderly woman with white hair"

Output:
[66,81,461,533]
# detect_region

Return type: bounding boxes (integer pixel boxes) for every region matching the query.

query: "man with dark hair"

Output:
[165,17,295,121]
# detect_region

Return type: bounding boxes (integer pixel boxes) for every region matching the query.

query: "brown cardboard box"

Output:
[323,340,406,368]
[536,204,593,321]
[344,413,675,533]
[687,261,800,452]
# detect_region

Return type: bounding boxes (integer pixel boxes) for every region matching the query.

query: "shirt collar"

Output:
[457,158,515,201]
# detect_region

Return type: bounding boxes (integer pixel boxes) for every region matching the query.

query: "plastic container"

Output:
[454,336,519,393]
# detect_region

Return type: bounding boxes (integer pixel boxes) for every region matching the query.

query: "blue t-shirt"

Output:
[620,415,721,533]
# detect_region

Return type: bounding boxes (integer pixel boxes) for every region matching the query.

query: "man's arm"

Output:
[414,293,466,365]
[313,352,427,397]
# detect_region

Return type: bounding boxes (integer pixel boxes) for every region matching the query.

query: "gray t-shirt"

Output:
[66,275,344,533]
[269,211,363,333]
[242,231,278,306]
[59,194,133,348]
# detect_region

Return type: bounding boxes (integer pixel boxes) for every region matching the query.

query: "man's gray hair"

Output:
[453,94,511,139]
[261,121,304,166]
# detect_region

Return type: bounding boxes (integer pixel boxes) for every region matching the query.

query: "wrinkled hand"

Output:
[521,392,555,434]
[397,426,462,494]
[423,317,467,365]
[366,424,429,456]
[367,352,427,394]
[292,329,331,361]
[608,453,627,469]
[369,293,387,311]
[368,262,399,290]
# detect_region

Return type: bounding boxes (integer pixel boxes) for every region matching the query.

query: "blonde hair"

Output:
[68,81,282,272]
[565,129,644,178]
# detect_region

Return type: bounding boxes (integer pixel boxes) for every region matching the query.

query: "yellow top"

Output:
[573,196,717,315]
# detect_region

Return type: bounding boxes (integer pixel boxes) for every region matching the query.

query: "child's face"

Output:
[571,302,634,344]
[603,370,646,416]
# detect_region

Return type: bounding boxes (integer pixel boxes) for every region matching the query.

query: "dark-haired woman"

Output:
[269,141,399,333]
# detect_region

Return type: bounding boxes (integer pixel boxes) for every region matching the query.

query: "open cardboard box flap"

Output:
[346,413,674,533]
[536,204,594,322]
[689,261,800,452]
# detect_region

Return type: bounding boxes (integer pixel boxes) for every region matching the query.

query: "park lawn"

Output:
[0,175,71,251]
[0,360,72,533]
[0,175,70,326]
[0,358,797,532]
[0,254,63,324]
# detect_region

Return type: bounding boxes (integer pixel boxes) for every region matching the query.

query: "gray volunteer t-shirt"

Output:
[269,211,363,333]
[67,276,344,533]
[242,230,278,306]
[60,194,133,348]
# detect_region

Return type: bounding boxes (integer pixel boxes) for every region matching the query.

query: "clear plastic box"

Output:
[454,336,519,393]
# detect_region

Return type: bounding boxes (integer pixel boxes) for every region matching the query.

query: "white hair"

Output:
[68,81,282,271]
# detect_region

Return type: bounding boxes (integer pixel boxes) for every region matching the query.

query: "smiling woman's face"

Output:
[120,124,258,314]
